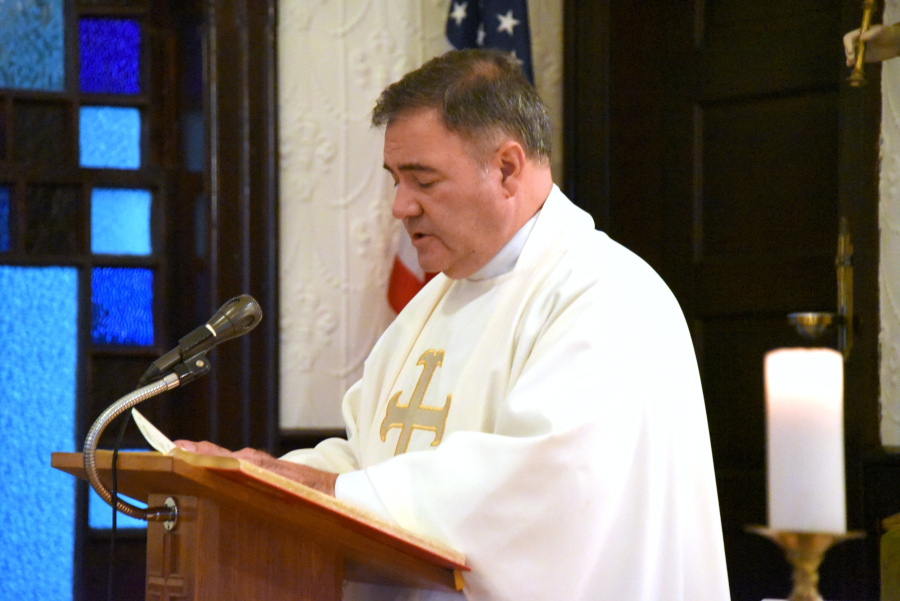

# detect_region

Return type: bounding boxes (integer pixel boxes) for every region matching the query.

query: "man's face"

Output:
[383,110,517,279]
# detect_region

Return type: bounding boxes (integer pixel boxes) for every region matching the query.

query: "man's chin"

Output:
[415,253,448,276]
[418,263,445,276]
[415,249,473,279]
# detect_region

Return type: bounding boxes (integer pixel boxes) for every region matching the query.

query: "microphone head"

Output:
[206,294,263,341]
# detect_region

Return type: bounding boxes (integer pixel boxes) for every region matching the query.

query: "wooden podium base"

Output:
[52,451,466,601]
[146,495,341,601]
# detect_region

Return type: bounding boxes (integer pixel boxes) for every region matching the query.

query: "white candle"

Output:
[765,348,845,533]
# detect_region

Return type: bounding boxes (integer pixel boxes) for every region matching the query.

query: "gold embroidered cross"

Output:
[380,349,452,455]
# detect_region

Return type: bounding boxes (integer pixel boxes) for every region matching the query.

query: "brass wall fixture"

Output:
[788,218,854,361]
[848,0,877,87]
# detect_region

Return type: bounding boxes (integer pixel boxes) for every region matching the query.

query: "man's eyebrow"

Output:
[383,162,439,173]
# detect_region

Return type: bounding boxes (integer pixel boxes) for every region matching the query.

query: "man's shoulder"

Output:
[556,226,664,284]
[531,188,663,282]
[541,227,687,323]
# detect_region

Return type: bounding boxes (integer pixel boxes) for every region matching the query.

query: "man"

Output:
[178,49,730,600]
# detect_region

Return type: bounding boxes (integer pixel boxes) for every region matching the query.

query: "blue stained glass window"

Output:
[80,18,140,95]
[91,267,154,346]
[91,188,152,255]
[79,106,141,169]
[89,488,148,529]
[0,186,9,251]
[0,0,65,91]
[0,266,77,600]
[88,454,148,530]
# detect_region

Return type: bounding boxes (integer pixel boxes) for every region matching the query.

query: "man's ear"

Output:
[495,140,526,195]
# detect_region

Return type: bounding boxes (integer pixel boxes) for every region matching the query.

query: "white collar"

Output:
[467,209,540,281]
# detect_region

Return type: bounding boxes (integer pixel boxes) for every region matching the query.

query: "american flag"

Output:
[445,0,534,83]
[387,236,436,314]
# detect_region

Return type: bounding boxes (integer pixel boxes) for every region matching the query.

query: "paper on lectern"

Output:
[128,410,467,572]
[132,408,176,455]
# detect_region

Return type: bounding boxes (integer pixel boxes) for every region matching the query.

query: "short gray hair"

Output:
[372,48,551,162]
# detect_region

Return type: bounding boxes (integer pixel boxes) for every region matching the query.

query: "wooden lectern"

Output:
[52,450,467,600]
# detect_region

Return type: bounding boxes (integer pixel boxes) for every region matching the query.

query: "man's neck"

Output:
[468,208,542,281]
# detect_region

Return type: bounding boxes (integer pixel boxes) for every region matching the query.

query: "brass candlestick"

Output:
[747,527,864,601]
[848,0,877,87]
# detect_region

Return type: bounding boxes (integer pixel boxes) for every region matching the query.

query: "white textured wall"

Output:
[529,0,564,183]
[881,1,900,445]
[278,0,563,429]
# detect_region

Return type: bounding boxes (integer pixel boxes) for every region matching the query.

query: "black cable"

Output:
[108,411,132,601]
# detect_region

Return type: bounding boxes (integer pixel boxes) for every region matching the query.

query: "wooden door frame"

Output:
[78,2,281,598]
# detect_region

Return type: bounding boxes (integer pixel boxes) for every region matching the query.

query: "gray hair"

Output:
[372,48,551,163]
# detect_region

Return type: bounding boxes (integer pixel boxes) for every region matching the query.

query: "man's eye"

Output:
[417,180,436,189]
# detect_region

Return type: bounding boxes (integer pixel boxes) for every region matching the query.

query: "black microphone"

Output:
[137,294,263,386]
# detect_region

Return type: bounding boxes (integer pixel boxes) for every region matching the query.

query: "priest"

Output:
[178,48,730,601]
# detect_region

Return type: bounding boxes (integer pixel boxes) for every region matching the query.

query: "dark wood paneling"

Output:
[605,2,667,270]
[204,0,279,453]
[701,2,842,100]
[562,0,610,229]
[700,93,839,259]
[697,257,835,315]
[567,0,882,599]
[169,0,279,455]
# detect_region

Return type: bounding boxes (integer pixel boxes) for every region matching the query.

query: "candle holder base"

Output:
[747,526,864,601]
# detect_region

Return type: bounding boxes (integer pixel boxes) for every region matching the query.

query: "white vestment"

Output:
[283,186,730,600]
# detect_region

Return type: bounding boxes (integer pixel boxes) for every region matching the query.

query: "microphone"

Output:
[137,294,263,386]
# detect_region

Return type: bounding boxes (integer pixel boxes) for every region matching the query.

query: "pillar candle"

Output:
[765,348,845,533]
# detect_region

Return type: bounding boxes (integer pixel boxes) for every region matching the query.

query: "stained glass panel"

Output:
[0,266,76,599]
[14,101,73,165]
[0,0,65,91]
[91,267,154,345]
[25,185,83,254]
[0,187,9,252]
[91,188,152,255]
[88,469,148,529]
[80,17,140,95]
[79,106,141,169]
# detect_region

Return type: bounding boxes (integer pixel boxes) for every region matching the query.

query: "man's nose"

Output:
[392,184,422,220]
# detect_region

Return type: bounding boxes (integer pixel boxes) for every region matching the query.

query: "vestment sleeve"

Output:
[280,379,363,473]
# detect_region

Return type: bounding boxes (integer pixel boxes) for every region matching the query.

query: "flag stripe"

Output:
[388,257,437,314]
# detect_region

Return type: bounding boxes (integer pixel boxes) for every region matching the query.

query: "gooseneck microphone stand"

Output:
[82,352,212,526]
[83,293,262,526]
